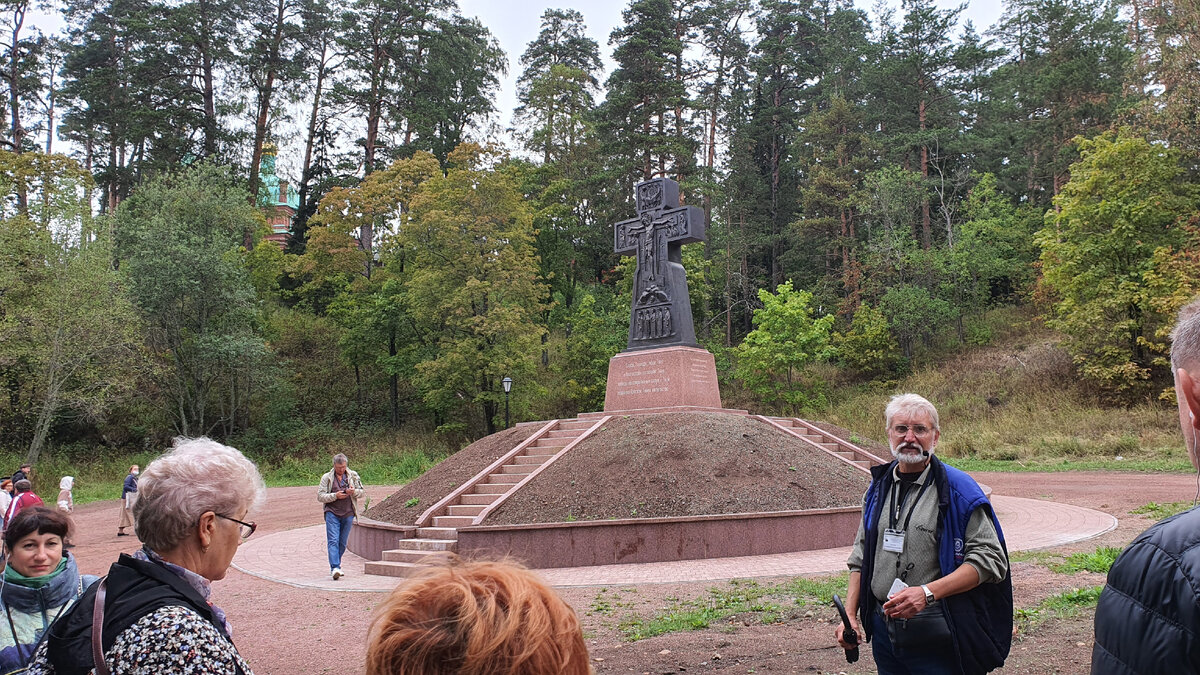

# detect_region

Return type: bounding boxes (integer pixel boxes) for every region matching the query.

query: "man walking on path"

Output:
[835,393,1012,674]
[318,453,366,580]
[1093,298,1200,673]
[117,464,138,536]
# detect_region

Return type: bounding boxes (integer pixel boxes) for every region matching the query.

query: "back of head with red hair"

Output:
[366,559,590,675]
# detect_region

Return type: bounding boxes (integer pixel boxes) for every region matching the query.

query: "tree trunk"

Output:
[8,3,26,211]
[389,329,399,428]
[918,96,930,249]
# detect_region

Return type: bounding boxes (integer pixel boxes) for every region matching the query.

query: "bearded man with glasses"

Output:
[835,393,1013,674]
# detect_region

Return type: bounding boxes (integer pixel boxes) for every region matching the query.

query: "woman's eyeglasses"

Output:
[216,514,257,540]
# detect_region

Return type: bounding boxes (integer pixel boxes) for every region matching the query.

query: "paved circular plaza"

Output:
[232,494,1115,591]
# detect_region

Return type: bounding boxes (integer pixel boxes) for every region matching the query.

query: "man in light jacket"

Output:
[317,453,366,580]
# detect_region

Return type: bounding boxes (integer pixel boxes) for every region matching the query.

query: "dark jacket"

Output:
[858,456,1014,675]
[120,474,137,499]
[1092,506,1200,673]
[0,553,97,672]
[39,553,243,675]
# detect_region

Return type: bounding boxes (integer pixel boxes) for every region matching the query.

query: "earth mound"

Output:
[367,412,872,526]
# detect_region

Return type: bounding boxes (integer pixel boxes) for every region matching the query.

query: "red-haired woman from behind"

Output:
[366,559,591,675]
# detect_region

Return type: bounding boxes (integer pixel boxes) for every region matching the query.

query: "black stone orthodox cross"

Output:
[613,177,705,351]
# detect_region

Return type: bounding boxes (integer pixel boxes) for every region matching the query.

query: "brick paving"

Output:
[232,494,1115,591]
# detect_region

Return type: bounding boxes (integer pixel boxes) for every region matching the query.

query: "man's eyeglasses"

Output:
[216,514,257,540]
[890,424,932,437]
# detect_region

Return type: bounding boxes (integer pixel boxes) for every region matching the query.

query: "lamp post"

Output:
[502,376,513,429]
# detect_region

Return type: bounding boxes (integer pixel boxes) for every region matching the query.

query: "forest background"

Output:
[1,0,1199,502]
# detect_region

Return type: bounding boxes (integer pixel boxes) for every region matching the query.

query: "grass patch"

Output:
[786,572,850,607]
[811,308,1188,472]
[617,574,849,641]
[1011,546,1121,574]
[620,579,780,641]
[1015,586,1104,632]
[1131,501,1196,520]
[8,428,456,508]
[943,457,1193,473]
[1050,547,1121,574]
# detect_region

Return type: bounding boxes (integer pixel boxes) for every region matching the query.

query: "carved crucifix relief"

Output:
[612,177,704,351]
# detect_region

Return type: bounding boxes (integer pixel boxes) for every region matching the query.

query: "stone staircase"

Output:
[365,418,601,578]
[760,416,885,472]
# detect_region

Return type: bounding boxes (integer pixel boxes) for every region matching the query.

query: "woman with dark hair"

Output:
[0,507,97,672]
[366,559,591,675]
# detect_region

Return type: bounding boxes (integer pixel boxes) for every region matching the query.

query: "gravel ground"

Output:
[60,470,1196,674]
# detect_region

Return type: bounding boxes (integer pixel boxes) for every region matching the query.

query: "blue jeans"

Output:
[870,609,959,675]
[325,511,355,570]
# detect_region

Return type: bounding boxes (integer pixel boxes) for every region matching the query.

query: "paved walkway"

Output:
[232,494,1115,592]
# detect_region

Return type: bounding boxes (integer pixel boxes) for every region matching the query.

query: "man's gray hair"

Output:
[1171,297,1200,372]
[133,437,266,553]
[13,479,30,493]
[332,453,348,467]
[885,393,940,431]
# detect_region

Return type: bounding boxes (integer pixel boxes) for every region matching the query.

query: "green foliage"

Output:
[833,303,901,378]
[404,144,549,434]
[734,281,834,409]
[114,162,267,437]
[878,284,954,361]
[620,579,778,641]
[786,571,850,607]
[1131,501,1195,521]
[553,287,627,414]
[0,152,144,462]
[1050,547,1122,574]
[1038,132,1200,396]
[1016,586,1105,632]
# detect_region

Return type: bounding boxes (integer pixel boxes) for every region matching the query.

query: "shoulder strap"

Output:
[92,578,110,675]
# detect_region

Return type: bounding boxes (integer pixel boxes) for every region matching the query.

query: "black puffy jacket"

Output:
[1092,506,1200,674]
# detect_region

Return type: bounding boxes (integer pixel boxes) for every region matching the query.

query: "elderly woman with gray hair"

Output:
[27,438,264,675]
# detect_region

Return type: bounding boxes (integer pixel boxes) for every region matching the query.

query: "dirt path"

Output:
[62,472,1195,674]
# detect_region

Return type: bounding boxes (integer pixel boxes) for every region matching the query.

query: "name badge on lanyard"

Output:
[883,528,905,552]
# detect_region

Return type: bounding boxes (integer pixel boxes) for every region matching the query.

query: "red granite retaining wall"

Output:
[348,507,861,568]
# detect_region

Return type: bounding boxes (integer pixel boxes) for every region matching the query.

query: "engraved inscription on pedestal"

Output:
[612,177,704,351]
[603,346,723,411]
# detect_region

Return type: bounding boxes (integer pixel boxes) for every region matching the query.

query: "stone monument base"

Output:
[603,345,722,412]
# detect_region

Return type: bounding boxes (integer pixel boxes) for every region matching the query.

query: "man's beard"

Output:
[891,441,929,466]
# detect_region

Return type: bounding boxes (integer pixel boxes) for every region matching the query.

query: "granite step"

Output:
[557,420,594,430]
[393,537,457,551]
[487,473,524,484]
[533,438,569,449]
[447,504,487,516]
[416,527,458,539]
[499,464,537,474]
[460,493,501,505]
[382,548,452,563]
[472,483,512,495]
[433,515,474,527]
[364,560,428,578]
[513,454,555,465]
[546,429,583,439]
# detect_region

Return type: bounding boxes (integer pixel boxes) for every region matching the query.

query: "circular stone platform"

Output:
[231,494,1115,591]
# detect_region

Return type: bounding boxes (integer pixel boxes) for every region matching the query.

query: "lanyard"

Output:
[889,477,931,532]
